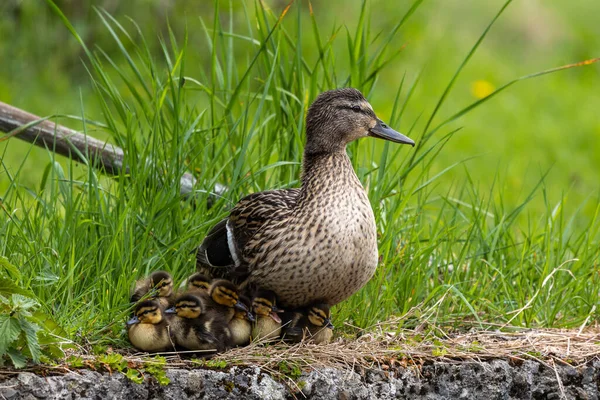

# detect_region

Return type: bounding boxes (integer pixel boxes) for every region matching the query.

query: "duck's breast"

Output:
[250,182,378,308]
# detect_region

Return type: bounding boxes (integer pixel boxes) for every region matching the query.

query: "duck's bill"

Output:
[269,311,282,323]
[234,301,249,312]
[271,305,284,313]
[127,316,140,325]
[324,319,334,330]
[369,119,415,146]
[164,307,177,314]
[246,311,256,322]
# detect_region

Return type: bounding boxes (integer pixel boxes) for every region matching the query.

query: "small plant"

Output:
[0,258,67,368]
[278,360,302,379]
[205,359,228,369]
[143,356,170,386]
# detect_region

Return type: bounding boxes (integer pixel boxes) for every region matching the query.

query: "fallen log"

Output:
[0,101,226,199]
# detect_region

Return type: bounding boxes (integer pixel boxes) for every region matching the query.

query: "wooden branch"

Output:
[0,101,225,199]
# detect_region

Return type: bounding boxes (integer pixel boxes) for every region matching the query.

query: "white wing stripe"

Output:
[226,220,241,267]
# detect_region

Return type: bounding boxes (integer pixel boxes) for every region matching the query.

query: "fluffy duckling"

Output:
[186,273,212,294]
[203,279,249,324]
[127,299,173,352]
[164,294,228,353]
[130,271,174,309]
[284,303,334,344]
[251,290,283,342]
[229,295,255,346]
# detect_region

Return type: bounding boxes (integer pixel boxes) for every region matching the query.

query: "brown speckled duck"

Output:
[196,88,414,309]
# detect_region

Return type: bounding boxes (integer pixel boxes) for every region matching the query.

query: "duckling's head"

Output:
[150,271,173,298]
[165,294,203,319]
[210,280,248,312]
[128,300,163,325]
[187,273,212,293]
[304,88,414,155]
[252,290,282,323]
[307,303,334,329]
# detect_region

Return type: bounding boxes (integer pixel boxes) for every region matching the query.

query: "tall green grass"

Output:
[1,0,599,352]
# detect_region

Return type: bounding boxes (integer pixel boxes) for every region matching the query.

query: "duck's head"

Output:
[165,294,203,319]
[150,271,173,298]
[187,273,212,293]
[307,303,334,329]
[252,290,283,323]
[234,295,256,322]
[210,279,248,311]
[128,300,163,325]
[304,88,414,155]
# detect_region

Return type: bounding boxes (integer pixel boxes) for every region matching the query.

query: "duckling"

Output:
[127,299,173,352]
[203,279,249,324]
[130,271,174,309]
[251,290,283,342]
[229,295,255,346]
[283,303,334,345]
[196,88,415,309]
[186,272,212,294]
[164,294,228,353]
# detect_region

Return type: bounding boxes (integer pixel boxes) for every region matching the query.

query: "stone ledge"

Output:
[1,359,599,399]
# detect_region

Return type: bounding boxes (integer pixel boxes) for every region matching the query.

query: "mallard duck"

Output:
[164,294,228,353]
[229,295,255,346]
[130,271,174,309]
[251,289,283,342]
[127,299,173,352]
[196,88,414,309]
[283,303,334,344]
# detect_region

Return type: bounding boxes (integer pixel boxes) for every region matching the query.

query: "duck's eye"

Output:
[351,105,362,112]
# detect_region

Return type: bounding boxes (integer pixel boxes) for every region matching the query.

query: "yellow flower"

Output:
[471,80,495,99]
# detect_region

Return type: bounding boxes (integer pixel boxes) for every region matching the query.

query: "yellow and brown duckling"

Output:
[196,88,415,309]
[164,294,228,353]
[186,272,212,294]
[127,299,173,353]
[229,295,255,346]
[130,271,174,309]
[251,289,283,342]
[203,279,249,324]
[283,303,334,345]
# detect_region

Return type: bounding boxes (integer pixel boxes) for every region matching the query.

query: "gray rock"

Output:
[1,359,599,399]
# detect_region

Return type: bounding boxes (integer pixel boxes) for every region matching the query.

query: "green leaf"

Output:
[0,278,33,298]
[0,257,21,279]
[11,294,39,312]
[126,368,144,384]
[18,315,41,363]
[0,315,21,355]
[32,310,69,339]
[7,348,27,368]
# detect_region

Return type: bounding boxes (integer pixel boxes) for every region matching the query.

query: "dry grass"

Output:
[3,318,600,384]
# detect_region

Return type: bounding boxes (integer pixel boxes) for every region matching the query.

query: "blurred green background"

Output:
[1,0,599,212]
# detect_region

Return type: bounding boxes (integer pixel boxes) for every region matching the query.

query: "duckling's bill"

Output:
[234,300,249,312]
[368,119,415,146]
[270,311,282,323]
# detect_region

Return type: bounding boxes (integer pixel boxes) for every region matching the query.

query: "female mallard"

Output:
[197,88,414,309]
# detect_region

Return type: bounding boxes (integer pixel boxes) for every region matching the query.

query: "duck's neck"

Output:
[300,150,363,198]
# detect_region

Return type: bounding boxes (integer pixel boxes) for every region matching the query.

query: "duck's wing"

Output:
[196,188,300,280]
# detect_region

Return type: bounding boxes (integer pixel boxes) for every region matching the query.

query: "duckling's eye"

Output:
[351,105,362,112]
